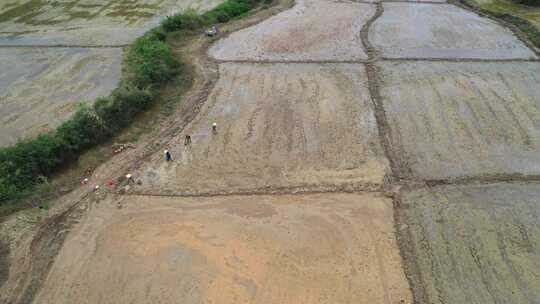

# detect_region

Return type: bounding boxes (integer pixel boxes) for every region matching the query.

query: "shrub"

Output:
[510,0,539,6]
[56,105,107,153]
[147,27,167,41]
[162,10,206,32]
[130,36,174,88]
[496,13,540,48]
[94,85,153,133]
[203,0,255,23]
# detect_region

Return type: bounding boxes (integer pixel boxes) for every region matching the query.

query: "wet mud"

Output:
[0,0,224,46]
[0,47,122,146]
[377,61,540,180]
[398,183,540,304]
[209,0,374,61]
[137,62,389,195]
[370,3,537,59]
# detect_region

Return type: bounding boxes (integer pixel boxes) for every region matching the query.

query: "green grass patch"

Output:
[462,0,540,49]
[468,0,540,27]
[496,12,540,47]
[0,0,46,23]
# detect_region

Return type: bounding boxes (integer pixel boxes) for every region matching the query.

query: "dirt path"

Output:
[2,0,540,303]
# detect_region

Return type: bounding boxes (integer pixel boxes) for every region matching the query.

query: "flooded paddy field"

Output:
[370,3,537,59]
[0,47,122,147]
[378,61,540,180]
[0,0,224,146]
[209,0,374,61]
[33,193,412,304]
[0,0,223,46]
[137,62,389,195]
[399,183,540,304]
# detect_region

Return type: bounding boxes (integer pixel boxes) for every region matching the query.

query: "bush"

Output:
[203,0,256,23]
[496,13,540,48]
[93,85,153,133]
[162,10,206,32]
[56,105,107,153]
[130,35,174,88]
[510,0,539,6]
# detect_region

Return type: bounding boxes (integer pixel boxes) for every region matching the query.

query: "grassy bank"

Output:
[0,0,270,214]
[459,0,540,49]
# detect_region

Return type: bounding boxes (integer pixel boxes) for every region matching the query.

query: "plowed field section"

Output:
[370,3,537,59]
[0,47,122,146]
[33,193,412,304]
[0,0,224,46]
[378,61,540,180]
[401,183,540,303]
[209,0,374,61]
[138,63,389,194]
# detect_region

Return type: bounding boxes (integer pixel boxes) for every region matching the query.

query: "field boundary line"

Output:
[381,57,540,62]
[122,182,384,198]
[215,57,540,64]
[423,175,540,187]
[0,44,127,49]
[215,59,371,64]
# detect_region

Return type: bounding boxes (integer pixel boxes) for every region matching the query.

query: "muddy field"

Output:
[33,193,412,304]
[209,0,373,61]
[0,0,226,146]
[0,47,122,147]
[2,0,540,302]
[370,3,537,59]
[399,183,540,304]
[378,61,540,180]
[0,0,223,46]
[136,62,389,194]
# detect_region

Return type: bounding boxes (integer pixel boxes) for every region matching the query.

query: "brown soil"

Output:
[135,62,389,195]
[33,193,412,304]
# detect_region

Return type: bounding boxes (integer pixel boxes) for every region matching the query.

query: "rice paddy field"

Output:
[1,0,540,303]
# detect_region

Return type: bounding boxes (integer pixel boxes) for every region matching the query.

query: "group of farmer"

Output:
[164,122,218,162]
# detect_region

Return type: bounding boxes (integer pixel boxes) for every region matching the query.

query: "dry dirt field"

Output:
[377,61,540,180]
[0,0,223,46]
[33,193,412,304]
[209,0,374,61]
[137,62,389,195]
[399,183,540,304]
[0,47,122,147]
[370,3,537,59]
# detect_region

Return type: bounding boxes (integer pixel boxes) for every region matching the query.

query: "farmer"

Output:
[164,150,172,161]
[212,122,218,135]
[126,173,134,184]
[184,135,192,146]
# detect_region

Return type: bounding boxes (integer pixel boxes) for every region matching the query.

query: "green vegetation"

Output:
[0,0,271,211]
[496,12,540,46]
[465,0,540,28]
[461,0,540,49]
[511,0,539,6]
